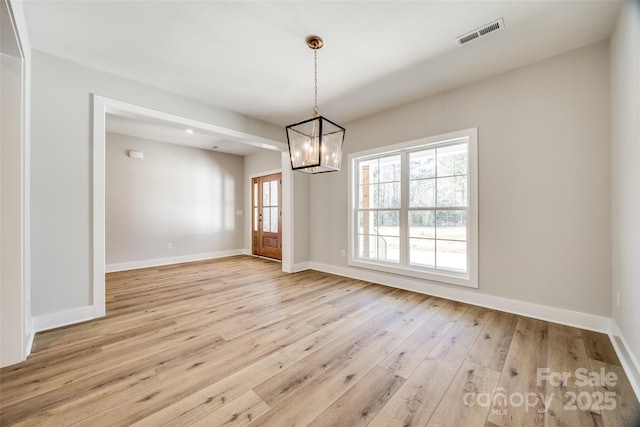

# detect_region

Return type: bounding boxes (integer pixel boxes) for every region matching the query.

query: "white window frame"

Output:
[348,128,478,288]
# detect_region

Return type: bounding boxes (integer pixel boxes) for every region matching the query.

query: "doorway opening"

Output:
[92,95,294,320]
[252,173,282,260]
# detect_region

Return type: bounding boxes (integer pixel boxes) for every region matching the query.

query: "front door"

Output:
[252,173,282,260]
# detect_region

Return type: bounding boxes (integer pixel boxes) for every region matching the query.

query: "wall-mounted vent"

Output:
[456,18,505,45]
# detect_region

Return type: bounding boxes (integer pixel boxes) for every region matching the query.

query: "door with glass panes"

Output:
[252,173,282,260]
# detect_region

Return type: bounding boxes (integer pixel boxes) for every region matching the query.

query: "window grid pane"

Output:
[437,144,468,178]
[436,210,466,241]
[262,207,271,232]
[262,182,269,207]
[270,180,278,206]
[436,240,467,272]
[356,209,400,264]
[270,207,278,233]
[409,178,435,207]
[253,182,258,205]
[409,149,436,179]
[253,207,258,231]
[358,156,401,209]
[436,176,467,207]
[409,238,435,267]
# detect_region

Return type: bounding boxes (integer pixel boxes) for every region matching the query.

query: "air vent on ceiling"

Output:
[456,18,505,45]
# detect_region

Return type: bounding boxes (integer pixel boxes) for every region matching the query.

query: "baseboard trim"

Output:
[105,249,246,273]
[292,262,310,273]
[248,254,283,264]
[307,262,611,334]
[610,320,640,401]
[33,305,98,333]
[25,332,35,359]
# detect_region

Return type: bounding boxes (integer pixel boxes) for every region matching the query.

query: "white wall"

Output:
[611,1,640,378]
[106,133,245,269]
[310,41,611,318]
[30,50,283,318]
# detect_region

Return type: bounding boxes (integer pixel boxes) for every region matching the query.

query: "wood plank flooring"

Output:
[1,255,638,426]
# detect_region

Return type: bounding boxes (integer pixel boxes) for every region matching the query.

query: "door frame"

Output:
[251,171,283,260]
[0,0,32,367]
[92,96,294,320]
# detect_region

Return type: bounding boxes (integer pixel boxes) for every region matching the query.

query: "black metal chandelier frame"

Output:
[286,35,345,174]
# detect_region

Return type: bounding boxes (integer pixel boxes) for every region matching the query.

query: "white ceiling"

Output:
[23,1,622,150]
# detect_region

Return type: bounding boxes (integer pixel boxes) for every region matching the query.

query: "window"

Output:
[348,128,478,288]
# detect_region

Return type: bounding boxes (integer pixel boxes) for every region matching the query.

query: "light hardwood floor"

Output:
[1,256,638,426]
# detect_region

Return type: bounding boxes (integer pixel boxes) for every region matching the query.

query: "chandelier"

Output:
[286,35,345,174]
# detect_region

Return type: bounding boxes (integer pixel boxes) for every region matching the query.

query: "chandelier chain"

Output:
[313,49,319,117]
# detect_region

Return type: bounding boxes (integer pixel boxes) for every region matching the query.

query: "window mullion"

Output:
[399,151,408,267]
[354,160,360,260]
